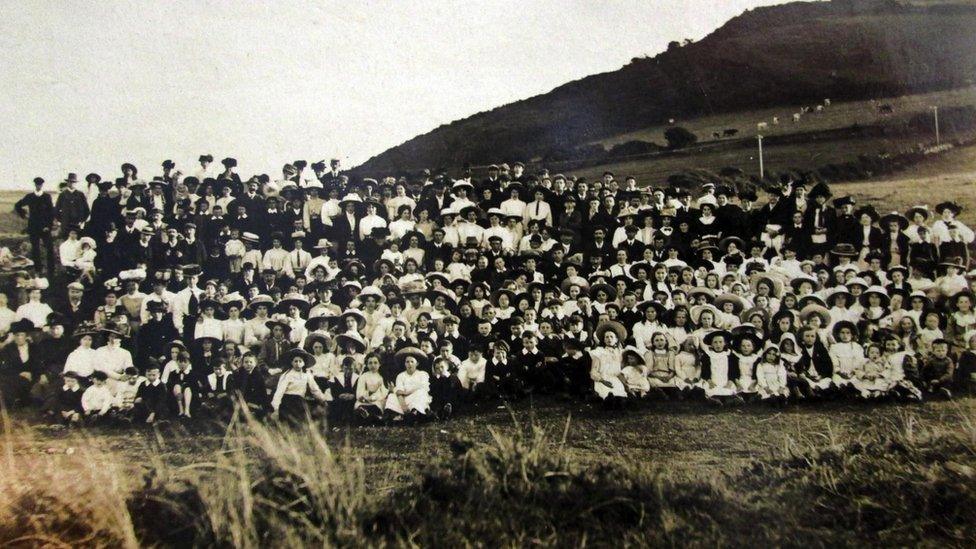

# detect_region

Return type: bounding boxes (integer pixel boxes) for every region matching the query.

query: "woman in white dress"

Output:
[385,348,432,420]
[588,322,629,405]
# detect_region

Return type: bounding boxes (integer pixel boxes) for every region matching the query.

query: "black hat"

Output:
[221,157,237,168]
[161,159,175,169]
[199,154,214,163]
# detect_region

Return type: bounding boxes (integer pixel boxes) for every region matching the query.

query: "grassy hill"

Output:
[356,0,976,174]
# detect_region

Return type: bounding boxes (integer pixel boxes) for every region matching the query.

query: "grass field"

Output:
[594,86,976,148]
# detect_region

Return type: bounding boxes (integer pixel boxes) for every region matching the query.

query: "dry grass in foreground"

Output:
[2,405,975,548]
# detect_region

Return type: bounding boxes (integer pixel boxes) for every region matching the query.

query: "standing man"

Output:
[322,158,343,189]
[15,177,56,276]
[55,173,91,231]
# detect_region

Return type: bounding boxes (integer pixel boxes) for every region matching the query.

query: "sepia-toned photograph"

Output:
[1,0,975,546]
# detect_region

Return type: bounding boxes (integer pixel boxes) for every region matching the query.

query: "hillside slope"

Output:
[356,0,976,173]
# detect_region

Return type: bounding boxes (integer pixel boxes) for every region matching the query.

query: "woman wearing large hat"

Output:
[931,201,975,249]
[271,348,327,425]
[385,347,432,419]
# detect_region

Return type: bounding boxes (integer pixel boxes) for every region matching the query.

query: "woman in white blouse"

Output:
[355,353,389,420]
[63,324,99,379]
[271,348,327,425]
[385,348,431,421]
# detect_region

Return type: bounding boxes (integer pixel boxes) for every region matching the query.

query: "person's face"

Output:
[366,356,380,372]
[709,335,726,352]
[801,330,817,346]
[404,357,417,372]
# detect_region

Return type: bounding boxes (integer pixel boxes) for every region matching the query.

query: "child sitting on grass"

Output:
[755,346,789,404]
[920,339,956,399]
[81,371,115,422]
[673,338,701,398]
[733,333,761,398]
[700,331,742,406]
[829,321,864,394]
[57,372,84,424]
[852,343,893,399]
[620,346,650,398]
[645,333,678,398]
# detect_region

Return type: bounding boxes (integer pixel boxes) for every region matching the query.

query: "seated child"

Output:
[919,339,956,398]
[113,367,144,418]
[733,333,761,397]
[700,331,742,405]
[167,351,199,418]
[621,346,650,398]
[429,357,462,419]
[81,371,115,421]
[828,321,864,392]
[673,338,702,396]
[755,346,790,403]
[354,353,388,420]
[57,372,84,424]
[456,347,487,396]
[645,333,678,395]
[852,343,894,399]
[329,357,360,424]
[134,364,170,424]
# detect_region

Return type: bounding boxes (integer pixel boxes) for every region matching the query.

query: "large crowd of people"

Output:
[1,156,974,427]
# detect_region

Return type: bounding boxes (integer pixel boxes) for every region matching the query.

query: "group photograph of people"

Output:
[1,155,974,428]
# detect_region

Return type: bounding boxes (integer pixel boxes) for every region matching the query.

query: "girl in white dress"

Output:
[852,343,896,399]
[733,333,761,396]
[673,338,702,395]
[620,346,650,397]
[588,325,629,405]
[385,349,432,420]
[828,321,864,392]
[645,332,678,392]
[700,330,741,404]
[355,353,388,420]
[756,346,790,403]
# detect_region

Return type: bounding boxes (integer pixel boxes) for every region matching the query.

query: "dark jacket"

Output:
[55,189,90,228]
[14,192,55,236]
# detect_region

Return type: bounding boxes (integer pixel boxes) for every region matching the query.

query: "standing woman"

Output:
[588,322,629,407]
[271,348,327,425]
[385,347,432,421]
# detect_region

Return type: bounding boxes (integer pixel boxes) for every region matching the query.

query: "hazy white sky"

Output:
[0,0,786,189]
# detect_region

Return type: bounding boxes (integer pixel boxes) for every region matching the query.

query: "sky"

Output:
[0,0,788,190]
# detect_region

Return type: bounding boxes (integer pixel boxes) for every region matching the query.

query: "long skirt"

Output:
[704,381,738,397]
[385,390,431,415]
[594,377,627,399]
[279,394,310,425]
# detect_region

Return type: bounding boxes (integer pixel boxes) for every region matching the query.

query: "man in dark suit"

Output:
[14,178,56,275]
[55,173,90,231]
[321,159,344,190]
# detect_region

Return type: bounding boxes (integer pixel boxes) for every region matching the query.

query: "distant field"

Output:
[594,86,976,148]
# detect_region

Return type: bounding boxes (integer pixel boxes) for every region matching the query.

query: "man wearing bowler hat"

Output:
[56,173,90,231]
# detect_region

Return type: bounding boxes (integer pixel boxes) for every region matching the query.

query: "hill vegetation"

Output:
[356,0,976,174]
